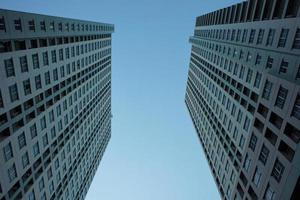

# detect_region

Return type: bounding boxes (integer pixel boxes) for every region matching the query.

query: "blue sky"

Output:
[1,0,242,199]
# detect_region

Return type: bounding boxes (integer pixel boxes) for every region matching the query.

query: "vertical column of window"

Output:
[9,84,19,102]
[23,79,32,95]
[28,19,35,31]
[266,29,275,46]
[32,54,40,69]
[20,56,28,72]
[14,18,22,31]
[262,80,273,100]
[292,29,300,49]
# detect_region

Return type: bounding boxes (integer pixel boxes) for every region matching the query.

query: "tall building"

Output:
[0,9,113,200]
[185,0,300,199]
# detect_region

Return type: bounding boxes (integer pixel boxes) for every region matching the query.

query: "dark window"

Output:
[279,59,288,74]
[266,29,275,46]
[28,20,35,31]
[0,16,6,31]
[9,83,19,102]
[249,29,255,43]
[43,52,49,66]
[0,41,12,52]
[262,79,273,100]
[271,159,285,182]
[249,133,257,151]
[292,28,300,49]
[275,86,288,109]
[23,79,31,95]
[278,29,289,47]
[292,94,300,120]
[32,54,39,69]
[18,132,26,149]
[257,29,264,44]
[259,144,269,165]
[20,56,28,72]
[40,21,46,31]
[14,19,22,31]
[266,56,273,69]
[4,58,15,77]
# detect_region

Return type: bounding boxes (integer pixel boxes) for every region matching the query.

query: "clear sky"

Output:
[1,0,242,199]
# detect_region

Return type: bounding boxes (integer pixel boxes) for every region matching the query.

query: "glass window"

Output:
[252,167,262,187]
[32,54,39,69]
[279,59,288,74]
[266,29,275,46]
[262,79,273,100]
[291,94,300,120]
[257,29,264,44]
[293,28,300,49]
[264,184,276,200]
[249,29,255,43]
[249,133,257,151]
[9,84,19,102]
[3,142,13,161]
[44,71,50,85]
[23,79,31,95]
[51,50,57,63]
[275,86,288,109]
[28,20,35,31]
[259,144,269,165]
[14,19,22,31]
[22,152,29,168]
[271,159,285,182]
[18,132,26,149]
[278,29,289,47]
[243,154,251,172]
[42,52,49,66]
[30,124,37,139]
[32,142,40,157]
[20,56,28,72]
[254,72,262,88]
[4,58,15,77]
[40,21,46,31]
[8,164,17,182]
[35,75,42,90]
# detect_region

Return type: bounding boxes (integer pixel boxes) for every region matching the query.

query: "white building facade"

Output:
[0,9,113,200]
[185,0,300,199]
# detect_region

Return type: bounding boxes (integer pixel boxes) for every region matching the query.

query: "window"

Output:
[242,29,248,42]
[40,116,46,130]
[23,79,31,95]
[266,56,273,69]
[255,54,261,65]
[243,116,250,132]
[49,21,55,31]
[275,86,288,109]
[42,52,49,66]
[22,152,29,168]
[9,84,19,102]
[40,21,46,31]
[60,66,65,77]
[252,167,262,187]
[243,154,251,172]
[51,50,57,63]
[4,58,15,77]
[293,28,300,49]
[28,20,35,31]
[249,29,255,43]
[257,29,264,44]
[59,49,64,61]
[259,144,269,165]
[27,190,35,200]
[239,135,245,149]
[32,142,40,157]
[39,178,44,191]
[266,29,275,46]
[8,164,17,182]
[53,68,58,81]
[32,54,39,69]
[262,80,273,100]
[20,56,28,72]
[254,72,262,88]
[278,29,289,47]
[47,168,53,180]
[246,69,253,83]
[18,132,26,149]
[43,133,48,147]
[249,133,257,151]
[44,71,50,85]
[264,184,276,200]
[0,16,6,31]
[35,75,42,90]
[3,142,13,161]
[14,19,22,31]
[30,124,37,139]
[271,159,285,182]
[279,59,288,73]
[291,94,300,120]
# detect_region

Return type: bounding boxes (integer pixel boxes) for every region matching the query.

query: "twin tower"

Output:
[0,0,300,199]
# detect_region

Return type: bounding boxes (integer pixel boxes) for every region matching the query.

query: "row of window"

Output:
[195,27,300,50]
[0,16,113,33]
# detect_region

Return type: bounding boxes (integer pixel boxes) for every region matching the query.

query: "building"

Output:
[0,9,113,200]
[185,0,300,199]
